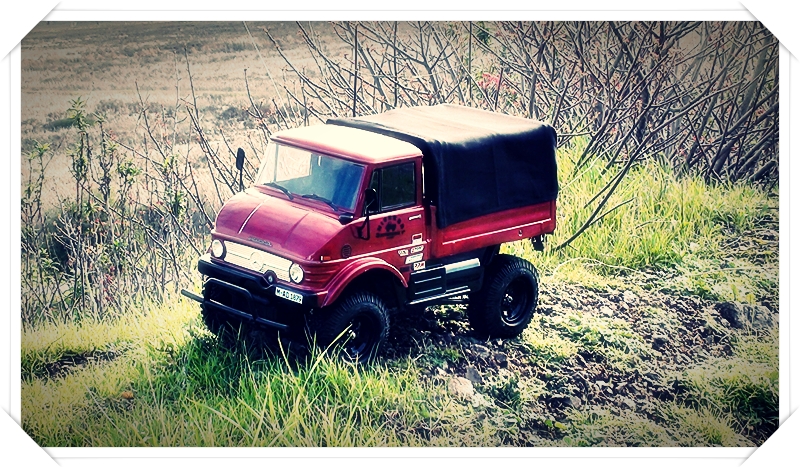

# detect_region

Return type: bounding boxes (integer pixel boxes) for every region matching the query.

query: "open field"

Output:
[23,21,346,205]
[20,21,779,447]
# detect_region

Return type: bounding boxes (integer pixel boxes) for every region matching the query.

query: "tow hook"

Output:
[532,235,545,251]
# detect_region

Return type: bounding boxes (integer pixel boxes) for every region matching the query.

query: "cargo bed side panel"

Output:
[431,200,555,258]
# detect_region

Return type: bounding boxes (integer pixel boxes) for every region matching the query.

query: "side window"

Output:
[368,162,416,213]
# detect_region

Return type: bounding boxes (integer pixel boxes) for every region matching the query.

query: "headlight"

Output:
[289,263,304,283]
[211,239,225,258]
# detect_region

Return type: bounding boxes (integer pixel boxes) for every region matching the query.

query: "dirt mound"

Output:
[385,280,776,444]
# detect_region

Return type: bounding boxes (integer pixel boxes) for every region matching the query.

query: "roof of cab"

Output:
[270,124,422,164]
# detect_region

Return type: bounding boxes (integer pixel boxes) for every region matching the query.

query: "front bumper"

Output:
[181,254,320,330]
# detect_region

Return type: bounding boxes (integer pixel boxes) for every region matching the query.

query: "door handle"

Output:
[409,214,422,221]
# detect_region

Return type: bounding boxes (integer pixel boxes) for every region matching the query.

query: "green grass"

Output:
[507,137,776,277]
[560,404,750,447]
[675,331,779,437]
[21,295,534,447]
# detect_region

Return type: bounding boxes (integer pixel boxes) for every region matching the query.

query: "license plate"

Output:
[275,287,303,304]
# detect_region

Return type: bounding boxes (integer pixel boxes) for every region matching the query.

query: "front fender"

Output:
[321,258,407,307]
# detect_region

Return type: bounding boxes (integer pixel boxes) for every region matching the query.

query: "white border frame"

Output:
[3,1,796,466]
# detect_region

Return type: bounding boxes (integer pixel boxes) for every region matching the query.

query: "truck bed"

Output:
[428,200,556,258]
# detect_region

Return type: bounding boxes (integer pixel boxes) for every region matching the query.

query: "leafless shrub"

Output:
[256,21,777,249]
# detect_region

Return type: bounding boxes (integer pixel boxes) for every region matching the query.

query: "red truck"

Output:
[182,104,558,362]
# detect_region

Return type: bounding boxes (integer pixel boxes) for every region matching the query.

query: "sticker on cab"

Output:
[413,261,425,271]
[410,245,424,254]
[405,253,424,264]
[398,249,409,257]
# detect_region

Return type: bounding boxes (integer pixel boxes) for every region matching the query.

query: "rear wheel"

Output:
[311,292,389,364]
[467,254,539,338]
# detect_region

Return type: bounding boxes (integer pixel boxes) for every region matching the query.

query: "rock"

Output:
[471,344,491,359]
[716,302,776,329]
[644,372,661,382]
[599,306,614,316]
[653,335,668,349]
[621,397,636,410]
[622,290,639,305]
[448,376,475,400]
[471,392,493,408]
[465,366,483,385]
[493,352,509,368]
[565,395,582,408]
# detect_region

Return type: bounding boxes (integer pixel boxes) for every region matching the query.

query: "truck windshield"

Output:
[254,142,365,212]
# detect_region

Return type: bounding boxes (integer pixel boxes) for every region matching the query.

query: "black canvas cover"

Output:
[328,104,558,228]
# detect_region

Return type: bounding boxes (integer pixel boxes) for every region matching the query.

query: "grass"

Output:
[22,294,536,447]
[504,138,777,314]
[674,331,779,438]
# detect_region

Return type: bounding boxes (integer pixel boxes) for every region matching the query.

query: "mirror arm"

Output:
[356,211,370,240]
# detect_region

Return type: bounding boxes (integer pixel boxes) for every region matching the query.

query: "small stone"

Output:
[493,352,509,368]
[599,306,613,316]
[120,391,134,400]
[448,376,475,400]
[644,372,661,382]
[471,392,493,408]
[653,335,668,349]
[716,302,776,329]
[566,395,582,408]
[622,290,639,305]
[621,397,636,410]
[472,344,491,359]
[465,366,483,385]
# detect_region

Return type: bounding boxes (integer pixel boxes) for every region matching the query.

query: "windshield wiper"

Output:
[263,182,293,200]
[302,193,338,211]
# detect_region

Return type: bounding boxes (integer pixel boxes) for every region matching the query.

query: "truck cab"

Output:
[182,104,558,363]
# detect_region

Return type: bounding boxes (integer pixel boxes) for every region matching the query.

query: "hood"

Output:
[214,188,344,260]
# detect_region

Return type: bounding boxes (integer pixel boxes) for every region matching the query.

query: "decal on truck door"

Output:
[376,215,405,239]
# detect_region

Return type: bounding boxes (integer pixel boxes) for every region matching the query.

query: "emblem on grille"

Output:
[248,236,272,247]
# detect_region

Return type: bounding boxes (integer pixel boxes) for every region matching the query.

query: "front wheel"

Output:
[311,292,390,364]
[467,254,539,338]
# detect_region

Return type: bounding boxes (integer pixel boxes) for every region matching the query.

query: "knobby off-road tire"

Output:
[311,292,390,364]
[467,254,539,338]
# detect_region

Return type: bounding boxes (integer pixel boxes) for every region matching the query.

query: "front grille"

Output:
[224,241,292,281]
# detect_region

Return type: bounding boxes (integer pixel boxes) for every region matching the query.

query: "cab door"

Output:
[357,160,427,278]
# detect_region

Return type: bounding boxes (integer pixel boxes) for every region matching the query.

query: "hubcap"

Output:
[501,276,532,326]
[342,313,379,361]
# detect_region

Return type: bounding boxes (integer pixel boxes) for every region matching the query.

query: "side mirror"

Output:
[363,188,378,215]
[236,148,245,191]
[236,148,245,171]
[338,213,354,225]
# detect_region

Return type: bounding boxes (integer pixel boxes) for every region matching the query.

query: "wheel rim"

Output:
[501,276,532,326]
[342,312,380,361]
